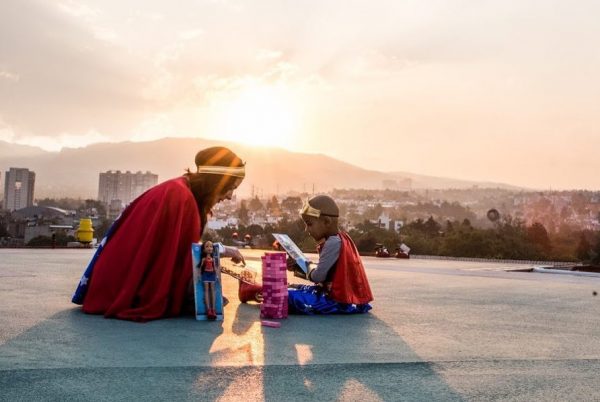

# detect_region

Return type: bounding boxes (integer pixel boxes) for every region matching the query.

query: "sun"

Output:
[207,83,299,148]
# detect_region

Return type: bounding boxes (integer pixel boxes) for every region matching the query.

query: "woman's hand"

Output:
[222,245,246,266]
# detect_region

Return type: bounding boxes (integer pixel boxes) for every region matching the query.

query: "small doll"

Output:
[198,241,218,320]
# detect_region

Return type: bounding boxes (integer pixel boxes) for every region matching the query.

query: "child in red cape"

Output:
[287,195,374,314]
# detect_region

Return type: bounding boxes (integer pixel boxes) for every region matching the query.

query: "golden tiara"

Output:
[196,165,246,178]
[300,201,338,218]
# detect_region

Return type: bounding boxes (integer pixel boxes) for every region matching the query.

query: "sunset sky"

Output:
[1,0,599,190]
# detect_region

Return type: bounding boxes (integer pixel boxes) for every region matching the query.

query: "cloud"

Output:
[178,29,204,41]
[0,70,20,82]
[255,49,282,62]
[2,0,600,188]
[0,119,16,142]
[14,130,113,152]
[91,26,119,42]
[57,1,99,19]
[0,0,150,140]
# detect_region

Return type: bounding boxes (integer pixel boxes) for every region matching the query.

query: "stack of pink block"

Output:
[260,252,288,319]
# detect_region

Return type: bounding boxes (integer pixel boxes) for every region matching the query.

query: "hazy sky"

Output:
[1,0,599,189]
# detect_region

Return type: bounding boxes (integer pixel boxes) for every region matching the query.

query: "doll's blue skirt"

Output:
[201,271,216,282]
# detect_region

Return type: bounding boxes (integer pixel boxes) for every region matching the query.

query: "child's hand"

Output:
[293,266,308,280]
[285,257,302,272]
[286,256,298,271]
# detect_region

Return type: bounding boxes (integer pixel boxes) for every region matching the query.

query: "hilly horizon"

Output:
[0,138,523,199]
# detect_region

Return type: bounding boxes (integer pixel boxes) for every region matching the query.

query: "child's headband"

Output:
[300,201,339,218]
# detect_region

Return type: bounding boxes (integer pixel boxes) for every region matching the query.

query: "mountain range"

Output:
[0,138,521,199]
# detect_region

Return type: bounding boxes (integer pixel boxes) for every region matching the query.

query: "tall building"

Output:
[98,170,158,206]
[3,168,36,211]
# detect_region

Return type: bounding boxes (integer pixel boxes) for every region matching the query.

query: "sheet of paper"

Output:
[272,233,309,273]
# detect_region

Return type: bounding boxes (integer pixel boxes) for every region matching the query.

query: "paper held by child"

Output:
[272,233,309,274]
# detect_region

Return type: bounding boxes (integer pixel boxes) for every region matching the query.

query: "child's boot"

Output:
[238,280,263,303]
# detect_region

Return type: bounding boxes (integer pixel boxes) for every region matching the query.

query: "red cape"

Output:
[82,177,201,321]
[329,232,374,305]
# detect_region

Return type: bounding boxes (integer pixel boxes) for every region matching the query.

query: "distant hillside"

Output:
[386,171,523,192]
[0,137,521,198]
[0,141,47,159]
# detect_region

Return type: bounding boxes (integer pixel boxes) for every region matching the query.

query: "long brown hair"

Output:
[185,146,244,231]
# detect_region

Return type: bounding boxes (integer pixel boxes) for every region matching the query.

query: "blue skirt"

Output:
[201,271,216,282]
[288,285,372,315]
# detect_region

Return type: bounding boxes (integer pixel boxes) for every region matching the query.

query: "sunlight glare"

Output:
[208,84,299,149]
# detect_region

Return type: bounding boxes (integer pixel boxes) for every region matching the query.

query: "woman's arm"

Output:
[215,243,246,266]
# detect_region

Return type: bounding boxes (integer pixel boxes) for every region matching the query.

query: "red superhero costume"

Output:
[328,232,374,305]
[288,231,373,315]
[81,177,201,322]
[203,257,215,272]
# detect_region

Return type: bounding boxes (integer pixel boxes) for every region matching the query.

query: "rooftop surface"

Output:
[1,249,599,401]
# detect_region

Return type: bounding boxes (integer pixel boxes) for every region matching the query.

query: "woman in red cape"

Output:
[72,147,246,322]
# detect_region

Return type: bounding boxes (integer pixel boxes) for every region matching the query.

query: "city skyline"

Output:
[1,1,600,190]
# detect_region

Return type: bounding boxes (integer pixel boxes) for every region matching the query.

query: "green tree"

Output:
[576,232,592,261]
[0,213,9,237]
[440,227,495,258]
[93,219,112,241]
[81,199,107,218]
[424,216,442,236]
[281,196,302,215]
[494,218,538,260]
[591,232,600,265]
[215,226,238,243]
[354,219,379,233]
[246,224,264,236]
[527,222,552,256]
[548,225,579,262]
[363,203,384,221]
[349,220,402,253]
[266,218,309,250]
[27,233,75,247]
[350,232,378,253]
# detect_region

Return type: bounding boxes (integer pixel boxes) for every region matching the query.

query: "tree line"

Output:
[208,215,600,265]
[8,196,600,265]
